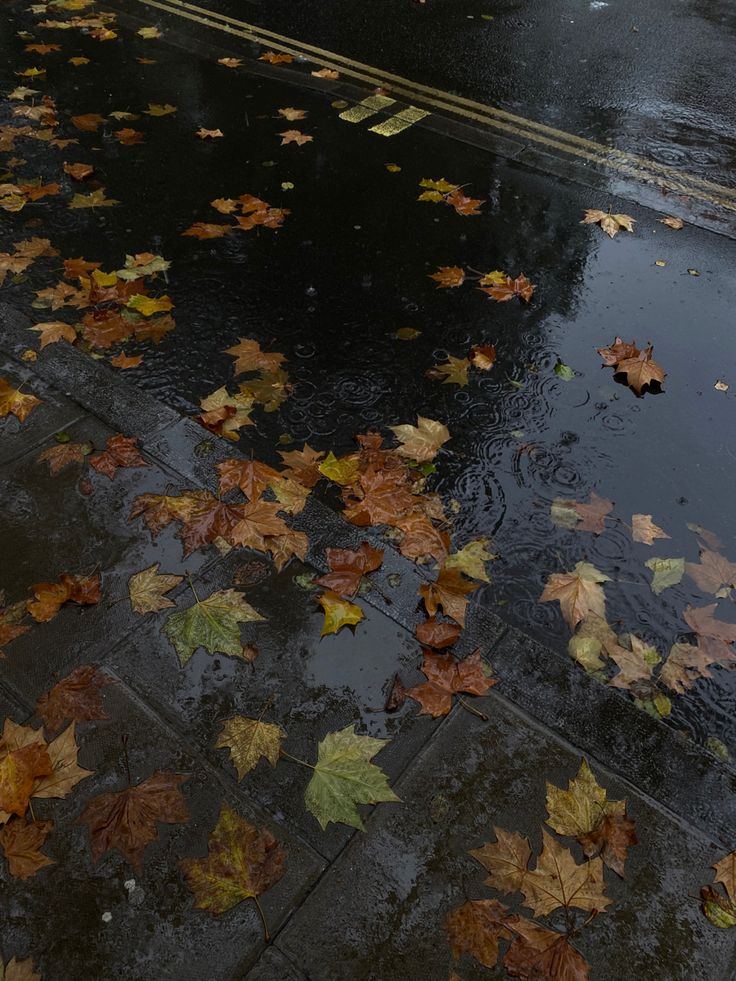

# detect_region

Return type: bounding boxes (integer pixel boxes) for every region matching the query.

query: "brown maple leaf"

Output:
[89,434,148,479]
[0,817,55,879]
[429,266,465,288]
[480,273,536,303]
[394,511,449,564]
[279,129,313,146]
[182,222,235,239]
[315,542,384,597]
[217,458,280,499]
[415,616,461,650]
[0,743,53,816]
[445,188,485,216]
[571,492,614,534]
[78,771,190,870]
[631,514,670,545]
[229,500,291,550]
[80,309,131,349]
[419,566,480,627]
[686,550,736,598]
[172,491,247,556]
[0,600,29,657]
[614,344,665,395]
[36,665,112,734]
[407,648,494,717]
[470,826,532,894]
[27,572,101,623]
[37,441,91,474]
[342,467,415,527]
[278,107,307,120]
[522,830,609,916]
[225,337,286,375]
[445,899,510,969]
[539,562,610,631]
[596,336,640,366]
[115,128,144,145]
[470,344,497,369]
[581,208,635,238]
[196,127,224,139]
[71,113,105,131]
[259,51,293,64]
[504,917,590,981]
[0,378,42,422]
[63,161,94,181]
[30,320,77,349]
[683,604,736,644]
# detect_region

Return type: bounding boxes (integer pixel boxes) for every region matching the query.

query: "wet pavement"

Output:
[2,2,736,978]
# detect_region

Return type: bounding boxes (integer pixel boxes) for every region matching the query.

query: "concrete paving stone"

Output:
[0,303,182,442]
[1,679,324,981]
[104,550,441,860]
[277,693,736,981]
[243,946,305,981]
[0,414,214,706]
[492,625,736,845]
[0,354,84,466]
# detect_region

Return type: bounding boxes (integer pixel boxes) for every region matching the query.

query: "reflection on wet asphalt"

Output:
[1,5,736,759]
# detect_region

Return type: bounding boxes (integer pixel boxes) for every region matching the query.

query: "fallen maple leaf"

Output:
[415,616,461,649]
[69,188,119,209]
[615,344,665,395]
[480,273,536,303]
[128,563,183,614]
[259,51,293,64]
[182,222,235,239]
[658,216,684,230]
[539,562,610,631]
[701,851,736,928]
[278,107,307,120]
[445,188,485,216]
[390,415,450,462]
[110,352,143,369]
[631,513,670,545]
[429,266,465,288]
[36,665,112,733]
[304,725,399,830]
[546,759,637,877]
[115,127,144,145]
[0,817,54,879]
[560,492,614,534]
[63,161,94,180]
[144,102,177,116]
[470,344,497,369]
[444,539,495,582]
[581,208,636,238]
[79,771,190,869]
[407,648,494,717]
[278,444,325,487]
[196,127,224,139]
[659,641,725,694]
[137,26,161,38]
[216,458,280,499]
[29,321,77,349]
[215,715,285,780]
[89,434,148,479]
[311,67,339,79]
[27,572,101,623]
[36,441,91,474]
[71,112,105,131]
[522,830,609,916]
[0,378,42,422]
[504,917,590,981]
[686,550,736,598]
[419,566,479,627]
[0,600,29,657]
[445,899,510,968]
[427,355,470,386]
[0,743,52,816]
[164,588,265,665]
[181,804,286,914]
[470,826,532,894]
[217,57,242,68]
[279,129,313,146]
[315,543,384,596]
[0,958,41,981]
[683,603,736,644]
[317,591,364,636]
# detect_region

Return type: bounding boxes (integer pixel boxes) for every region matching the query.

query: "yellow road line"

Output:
[369,106,430,137]
[130,0,736,212]
[339,94,396,123]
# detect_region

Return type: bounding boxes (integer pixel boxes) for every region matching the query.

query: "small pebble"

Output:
[101,911,112,923]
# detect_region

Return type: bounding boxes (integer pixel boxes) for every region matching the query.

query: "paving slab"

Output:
[0,412,213,709]
[0,354,84,466]
[277,692,736,980]
[104,549,442,859]
[2,679,324,981]
[243,947,305,981]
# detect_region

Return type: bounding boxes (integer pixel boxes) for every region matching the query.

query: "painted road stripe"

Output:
[339,94,396,123]
[128,0,736,213]
[369,106,430,136]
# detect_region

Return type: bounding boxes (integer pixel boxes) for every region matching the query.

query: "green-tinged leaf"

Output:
[180,805,286,914]
[553,360,575,381]
[304,725,400,830]
[164,589,265,665]
[215,716,286,780]
[317,591,364,636]
[546,759,623,838]
[444,540,496,582]
[645,557,685,595]
[318,451,359,485]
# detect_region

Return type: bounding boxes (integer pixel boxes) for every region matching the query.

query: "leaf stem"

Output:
[253,896,270,942]
[279,749,315,770]
[456,696,489,722]
[121,734,132,788]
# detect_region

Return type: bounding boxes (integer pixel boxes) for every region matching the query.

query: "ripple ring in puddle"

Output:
[333,369,390,407]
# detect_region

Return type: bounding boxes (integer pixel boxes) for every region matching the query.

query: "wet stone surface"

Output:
[2,683,323,981]
[278,696,736,981]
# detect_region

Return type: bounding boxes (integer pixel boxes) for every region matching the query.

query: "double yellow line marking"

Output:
[339,96,429,136]
[131,0,736,214]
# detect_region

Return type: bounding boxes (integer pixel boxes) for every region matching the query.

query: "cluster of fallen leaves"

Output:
[446,759,636,979]
[28,252,174,368]
[0,236,57,287]
[429,264,536,303]
[183,192,290,240]
[417,177,484,216]
[596,336,665,395]
[542,498,736,716]
[427,343,497,386]
[197,338,292,439]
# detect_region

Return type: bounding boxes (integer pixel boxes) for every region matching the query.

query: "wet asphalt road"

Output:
[199,0,736,190]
